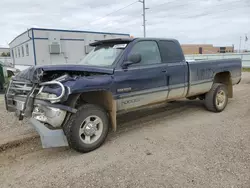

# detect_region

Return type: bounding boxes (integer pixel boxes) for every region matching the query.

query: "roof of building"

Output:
[9,27,130,45]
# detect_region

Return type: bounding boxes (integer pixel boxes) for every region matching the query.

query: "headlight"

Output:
[36,92,60,103]
[32,105,66,127]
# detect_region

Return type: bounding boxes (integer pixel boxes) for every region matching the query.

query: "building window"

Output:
[26,44,29,56]
[18,47,20,57]
[11,49,14,59]
[21,46,24,57]
[15,48,17,58]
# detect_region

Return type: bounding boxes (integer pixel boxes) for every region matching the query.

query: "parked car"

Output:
[0,64,20,92]
[5,38,242,153]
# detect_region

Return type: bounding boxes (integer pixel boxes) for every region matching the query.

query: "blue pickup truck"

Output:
[5,38,242,153]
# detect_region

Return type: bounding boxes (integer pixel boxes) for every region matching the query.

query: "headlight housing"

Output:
[32,105,66,128]
[36,92,60,103]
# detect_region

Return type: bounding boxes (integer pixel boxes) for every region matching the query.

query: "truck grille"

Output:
[8,80,35,96]
[5,80,39,113]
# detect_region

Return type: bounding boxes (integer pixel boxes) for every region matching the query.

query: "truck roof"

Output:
[89,38,180,46]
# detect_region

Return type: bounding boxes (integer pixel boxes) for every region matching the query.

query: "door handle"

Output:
[162,70,167,73]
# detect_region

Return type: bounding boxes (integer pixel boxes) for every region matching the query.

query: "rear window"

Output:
[158,41,184,63]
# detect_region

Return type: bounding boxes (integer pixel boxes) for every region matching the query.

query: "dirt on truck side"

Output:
[0,73,250,188]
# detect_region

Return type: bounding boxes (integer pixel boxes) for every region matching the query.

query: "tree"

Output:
[1,52,7,57]
[0,52,10,57]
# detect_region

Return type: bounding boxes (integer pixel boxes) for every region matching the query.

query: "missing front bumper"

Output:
[29,118,69,148]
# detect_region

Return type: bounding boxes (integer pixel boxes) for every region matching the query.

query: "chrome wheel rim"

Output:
[79,115,103,144]
[216,90,226,109]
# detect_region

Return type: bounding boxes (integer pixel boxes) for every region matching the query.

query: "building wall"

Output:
[9,28,130,67]
[9,30,35,66]
[181,44,234,54]
[33,29,129,65]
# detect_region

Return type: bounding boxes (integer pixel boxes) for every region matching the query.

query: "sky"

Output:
[0,0,250,49]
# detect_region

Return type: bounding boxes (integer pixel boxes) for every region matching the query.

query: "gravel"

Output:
[0,73,250,188]
[0,96,37,147]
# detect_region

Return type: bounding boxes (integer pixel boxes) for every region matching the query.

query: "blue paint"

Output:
[39,64,114,74]
[32,29,37,65]
[32,27,130,36]
[60,38,85,41]
[34,37,48,40]
[14,38,242,102]
[34,37,85,41]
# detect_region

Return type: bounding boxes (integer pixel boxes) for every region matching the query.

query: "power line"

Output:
[85,1,139,26]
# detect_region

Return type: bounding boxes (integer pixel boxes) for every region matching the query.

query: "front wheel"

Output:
[204,83,228,112]
[63,104,110,153]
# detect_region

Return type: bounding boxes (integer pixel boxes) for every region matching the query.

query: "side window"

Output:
[15,48,17,58]
[129,41,161,65]
[26,44,29,56]
[158,41,184,63]
[21,46,24,57]
[11,49,14,59]
[18,47,20,57]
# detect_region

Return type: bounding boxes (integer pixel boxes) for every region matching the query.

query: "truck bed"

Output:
[187,58,242,97]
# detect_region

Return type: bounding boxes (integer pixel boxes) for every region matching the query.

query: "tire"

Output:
[63,104,110,153]
[204,83,228,112]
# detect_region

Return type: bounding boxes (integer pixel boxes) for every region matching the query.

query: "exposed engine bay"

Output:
[6,65,113,129]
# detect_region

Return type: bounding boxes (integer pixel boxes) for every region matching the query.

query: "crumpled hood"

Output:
[13,64,114,83]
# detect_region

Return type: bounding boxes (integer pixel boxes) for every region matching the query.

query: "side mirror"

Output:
[122,53,141,68]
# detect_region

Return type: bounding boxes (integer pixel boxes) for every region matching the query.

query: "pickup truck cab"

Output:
[5,38,242,153]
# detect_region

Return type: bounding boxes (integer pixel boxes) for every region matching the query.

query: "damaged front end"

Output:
[5,65,113,148]
[5,68,77,148]
[5,73,74,127]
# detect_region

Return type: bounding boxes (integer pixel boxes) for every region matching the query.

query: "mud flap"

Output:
[107,94,117,131]
[29,118,69,148]
[100,91,117,131]
[80,91,117,131]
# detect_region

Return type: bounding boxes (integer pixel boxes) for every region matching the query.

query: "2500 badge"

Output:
[122,98,141,105]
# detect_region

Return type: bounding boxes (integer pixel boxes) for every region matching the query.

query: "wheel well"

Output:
[73,91,117,131]
[213,72,233,98]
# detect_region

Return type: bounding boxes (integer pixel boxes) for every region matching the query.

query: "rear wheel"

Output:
[63,104,109,153]
[204,83,228,112]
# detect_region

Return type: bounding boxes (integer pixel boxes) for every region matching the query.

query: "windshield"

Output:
[79,43,127,66]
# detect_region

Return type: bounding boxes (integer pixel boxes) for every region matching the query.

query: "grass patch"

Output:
[242,68,250,72]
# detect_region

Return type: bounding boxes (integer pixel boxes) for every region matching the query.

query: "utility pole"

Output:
[244,33,248,52]
[239,36,242,53]
[139,0,148,37]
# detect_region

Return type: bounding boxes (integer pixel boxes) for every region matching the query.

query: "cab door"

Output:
[157,40,188,100]
[113,40,169,111]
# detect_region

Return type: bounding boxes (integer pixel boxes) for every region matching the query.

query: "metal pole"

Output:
[244,34,247,52]
[239,36,242,53]
[143,0,146,37]
[139,0,147,37]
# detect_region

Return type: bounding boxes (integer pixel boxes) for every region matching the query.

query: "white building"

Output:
[9,28,130,70]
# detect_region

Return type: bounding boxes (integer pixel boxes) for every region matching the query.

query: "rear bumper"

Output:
[29,118,69,148]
